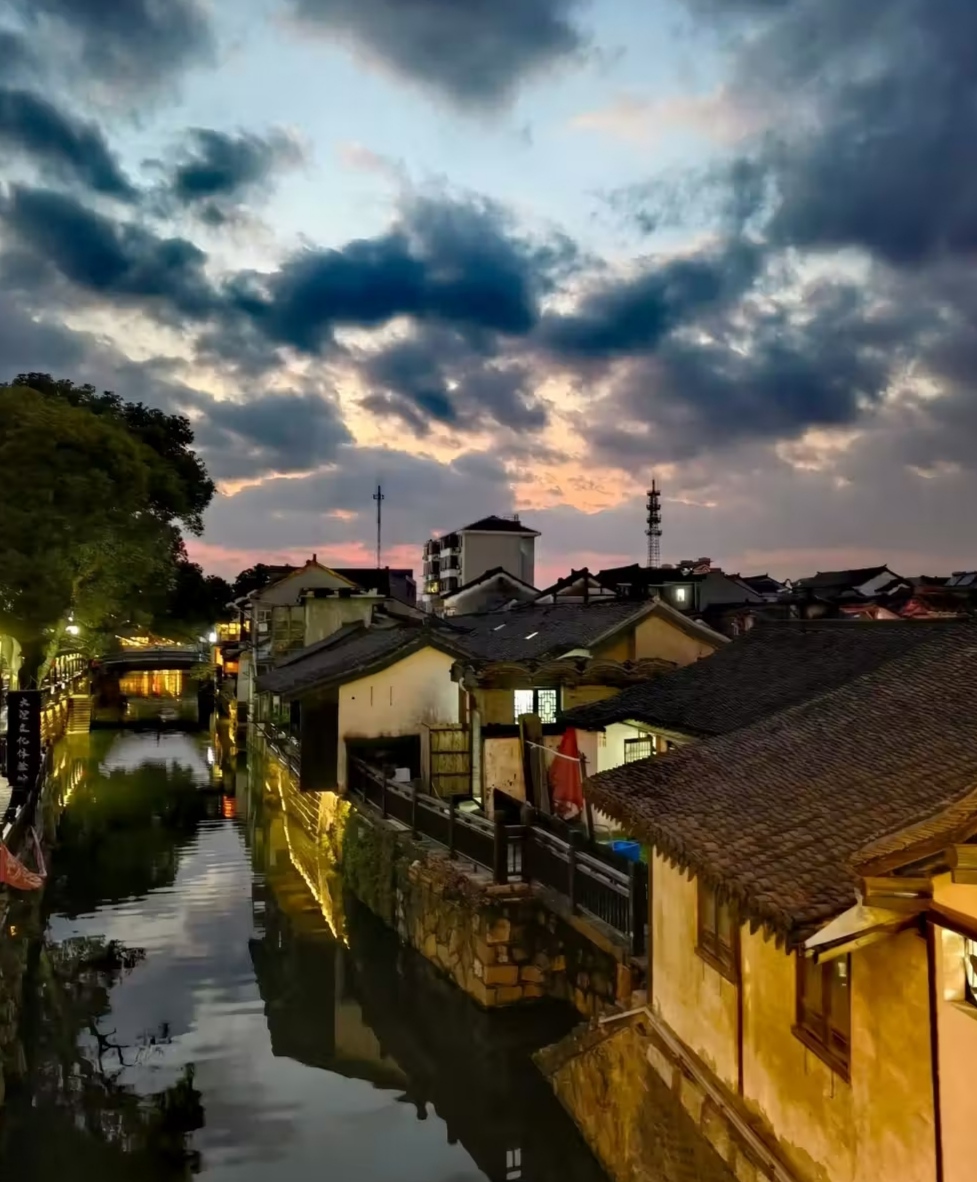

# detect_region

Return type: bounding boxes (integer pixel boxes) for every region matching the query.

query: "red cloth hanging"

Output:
[0,830,46,891]
[549,728,584,821]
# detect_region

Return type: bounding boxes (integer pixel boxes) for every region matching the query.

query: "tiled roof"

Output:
[460,515,538,535]
[793,565,895,589]
[257,624,463,697]
[449,600,658,662]
[561,619,966,734]
[738,574,786,596]
[585,623,977,941]
[443,566,537,598]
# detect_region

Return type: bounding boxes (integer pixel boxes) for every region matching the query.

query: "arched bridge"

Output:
[96,645,211,671]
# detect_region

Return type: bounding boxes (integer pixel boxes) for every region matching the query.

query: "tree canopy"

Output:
[0,376,219,685]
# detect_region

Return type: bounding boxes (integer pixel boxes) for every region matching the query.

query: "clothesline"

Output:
[523,739,584,764]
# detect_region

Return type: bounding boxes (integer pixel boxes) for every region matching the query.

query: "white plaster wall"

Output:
[337,647,459,788]
[598,722,652,773]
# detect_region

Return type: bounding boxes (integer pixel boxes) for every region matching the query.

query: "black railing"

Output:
[348,759,645,956]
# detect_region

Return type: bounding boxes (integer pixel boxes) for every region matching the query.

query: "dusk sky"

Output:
[1,0,974,586]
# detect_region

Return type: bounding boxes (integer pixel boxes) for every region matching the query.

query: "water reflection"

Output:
[1,732,727,1182]
[1,732,608,1181]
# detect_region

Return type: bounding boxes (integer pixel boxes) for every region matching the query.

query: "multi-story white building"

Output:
[421,515,539,614]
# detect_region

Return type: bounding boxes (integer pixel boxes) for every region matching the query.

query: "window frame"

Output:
[695,879,739,983]
[793,953,851,1081]
[513,687,560,724]
[624,735,656,762]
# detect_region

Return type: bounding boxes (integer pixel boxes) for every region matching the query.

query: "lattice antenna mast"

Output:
[373,484,385,569]
[646,480,662,568]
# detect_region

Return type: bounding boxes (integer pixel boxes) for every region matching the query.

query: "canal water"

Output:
[0,727,734,1182]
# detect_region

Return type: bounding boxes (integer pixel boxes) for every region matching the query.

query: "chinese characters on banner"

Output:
[5,689,42,790]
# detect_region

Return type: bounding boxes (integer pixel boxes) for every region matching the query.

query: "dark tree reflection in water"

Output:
[6,935,204,1179]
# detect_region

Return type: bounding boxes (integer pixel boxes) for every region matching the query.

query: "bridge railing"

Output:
[347,759,646,956]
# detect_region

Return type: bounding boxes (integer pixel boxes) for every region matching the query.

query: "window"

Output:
[795,955,851,1078]
[506,1147,522,1180]
[624,736,655,762]
[674,585,688,604]
[513,687,559,723]
[940,929,977,1008]
[696,879,738,982]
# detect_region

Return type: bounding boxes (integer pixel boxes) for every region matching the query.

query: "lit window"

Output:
[696,879,738,982]
[513,688,559,723]
[506,1148,522,1180]
[674,586,688,603]
[941,929,977,1007]
[624,736,655,762]
[795,954,851,1078]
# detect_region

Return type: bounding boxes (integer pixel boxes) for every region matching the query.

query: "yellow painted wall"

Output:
[304,597,376,646]
[650,857,936,1182]
[651,856,740,1091]
[634,614,720,666]
[594,633,634,662]
[337,647,459,788]
[850,929,935,1182]
[482,733,564,802]
[741,928,855,1182]
[475,687,516,725]
[932,877,977,1182]
[484,736,524,800]
[741,926,935,1182]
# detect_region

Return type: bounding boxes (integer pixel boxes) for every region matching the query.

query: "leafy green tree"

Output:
[11,374,214,534]
[0,387,186,684]
[151,553,233,643]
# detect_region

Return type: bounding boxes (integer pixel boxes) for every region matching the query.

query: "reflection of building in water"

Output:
[245,744,612,1182]
[120,670,186,699]
[247,782,409,1090]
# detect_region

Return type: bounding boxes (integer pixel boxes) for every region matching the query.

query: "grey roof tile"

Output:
[562,618,969,734]
[584,622,977,941]
[451,601,653,662]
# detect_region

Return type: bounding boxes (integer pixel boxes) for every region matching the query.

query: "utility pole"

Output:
[373,484,384,569]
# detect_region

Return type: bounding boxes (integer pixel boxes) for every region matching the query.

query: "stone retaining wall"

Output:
[337,801,634,1016]
[537,1014,799,1182]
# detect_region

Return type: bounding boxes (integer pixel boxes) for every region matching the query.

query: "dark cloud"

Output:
[539,238,762,360]
[11,0,213,97]
[0,185,215,318]
[0,28,34,77]
[705,0,977,267]
[0,187,571,394]
[360,325,546,436]
[223,194,574,354]
[163,128,303,225]
[189,389,353,480]
[286,0,588,109]
[589,278,905,464]
[0,87,137,199]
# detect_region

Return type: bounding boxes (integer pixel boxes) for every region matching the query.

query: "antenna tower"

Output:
[373,484,385,569]
[646,480,662,568]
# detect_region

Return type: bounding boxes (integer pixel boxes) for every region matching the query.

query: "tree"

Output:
[231,563,294,600]
[11,374,214,534]
[151,552,233,642]
[0,387,184,684]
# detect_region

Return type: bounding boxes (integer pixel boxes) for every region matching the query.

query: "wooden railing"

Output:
[348,758,646,956]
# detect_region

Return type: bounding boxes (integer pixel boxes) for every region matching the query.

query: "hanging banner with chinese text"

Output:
[5,689,42,790]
